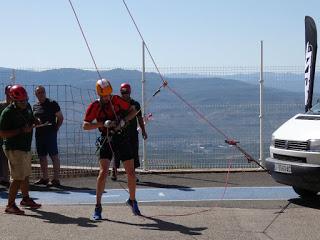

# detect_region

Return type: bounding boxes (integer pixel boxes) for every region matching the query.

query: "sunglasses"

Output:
[121,91,130,95]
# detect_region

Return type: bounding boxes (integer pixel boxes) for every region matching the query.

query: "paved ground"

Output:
[1,171,320,240]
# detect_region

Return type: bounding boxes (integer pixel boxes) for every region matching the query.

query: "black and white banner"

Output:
[305,16,317,112]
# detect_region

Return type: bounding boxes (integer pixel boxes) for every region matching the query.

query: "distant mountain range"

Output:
[0,66,306,137]
[0,66,307,101]
[167,70,320,96]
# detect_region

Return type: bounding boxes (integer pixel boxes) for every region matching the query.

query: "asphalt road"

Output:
[1,171,320,240]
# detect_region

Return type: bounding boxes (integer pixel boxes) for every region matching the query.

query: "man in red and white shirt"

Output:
[83,79,141,220]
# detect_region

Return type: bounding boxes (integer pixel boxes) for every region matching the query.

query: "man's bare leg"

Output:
[51,154,60,180]
[7,180,20,207]
[123,159,141,215]
[92,158,110,220]
[20,176,29,199]
[123,159,136,200]
[39,156,49,180]
[96,159,110,205]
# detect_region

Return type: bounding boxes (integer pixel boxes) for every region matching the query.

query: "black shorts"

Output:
[35,132,58,157]
[99,134,133,162]
[114,134,140,169]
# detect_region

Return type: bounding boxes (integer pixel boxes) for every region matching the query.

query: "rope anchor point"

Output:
[225,139,239,146]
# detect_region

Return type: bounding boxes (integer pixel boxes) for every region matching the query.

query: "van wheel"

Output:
[292,186,318,198]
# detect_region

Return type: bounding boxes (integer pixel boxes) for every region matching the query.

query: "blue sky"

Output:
[0,0,320,69]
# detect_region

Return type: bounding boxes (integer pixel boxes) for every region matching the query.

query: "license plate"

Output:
[274,163,292,174]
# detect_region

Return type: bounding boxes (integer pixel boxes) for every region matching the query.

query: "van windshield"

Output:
[309,102,320,114]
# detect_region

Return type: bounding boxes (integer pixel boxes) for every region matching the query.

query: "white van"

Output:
[265,16,320,198]
[265,102,320,197]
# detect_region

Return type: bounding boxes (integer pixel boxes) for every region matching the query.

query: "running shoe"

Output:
[5,204,25,215]
[92,204,102,220]
[20,197,42,209]
[34,178,49,186]
[126,199,141,216]
[48,179,61,187]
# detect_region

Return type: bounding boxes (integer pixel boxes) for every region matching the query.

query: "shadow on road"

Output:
[106,215,207,235]
[289,197,320,210]
[28,208,98,228]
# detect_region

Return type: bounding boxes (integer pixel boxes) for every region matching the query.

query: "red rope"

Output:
[66,0,266,219]
[121,1,262,170]
[141,156,233,218]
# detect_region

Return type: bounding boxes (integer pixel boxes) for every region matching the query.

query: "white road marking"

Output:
[158,192,165,197]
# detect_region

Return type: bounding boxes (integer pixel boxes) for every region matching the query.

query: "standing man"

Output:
[0,84,41,214]
[83,78,141,220]
[33,85,64,187]
[0,85,12,188]
[111,83,147,182]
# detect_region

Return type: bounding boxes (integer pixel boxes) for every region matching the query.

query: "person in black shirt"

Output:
[0,85,12,188]
[0,84,41,214]
[112,83,147,181]
[33,86,64,187]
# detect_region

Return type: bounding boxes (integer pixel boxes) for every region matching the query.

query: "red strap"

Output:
[225,139,239,146]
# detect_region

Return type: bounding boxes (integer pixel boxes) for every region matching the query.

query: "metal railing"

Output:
[0,66,310,176]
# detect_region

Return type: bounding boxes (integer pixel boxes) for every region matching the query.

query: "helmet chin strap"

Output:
[122,95,130,101]
[99,97,106,106]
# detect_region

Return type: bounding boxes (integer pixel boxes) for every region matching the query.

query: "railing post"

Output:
[259,40,265,167]
[141,41,148,170]
[10,69,16,84]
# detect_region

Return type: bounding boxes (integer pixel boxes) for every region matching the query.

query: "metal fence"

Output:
[0,66,309,176]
